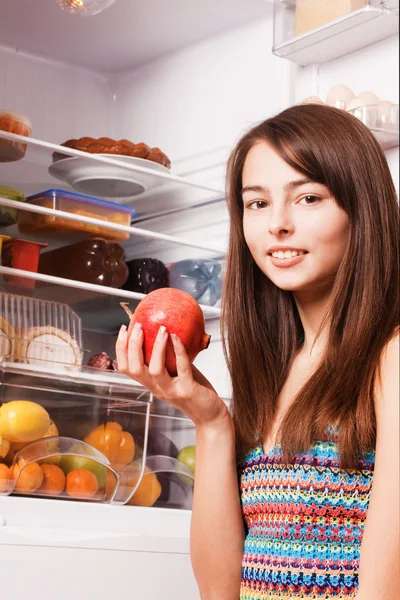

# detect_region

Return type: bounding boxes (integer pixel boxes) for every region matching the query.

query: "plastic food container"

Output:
[1,238,48,289]
[39,238,129,288]
[0,186,26,227]
[18,189,136,242]
[0,110,32,162]
[0,291,83,366]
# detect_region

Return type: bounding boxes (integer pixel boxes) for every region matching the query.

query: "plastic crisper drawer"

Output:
[18,189,137,242]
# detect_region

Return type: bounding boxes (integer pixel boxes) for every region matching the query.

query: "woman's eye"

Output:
[247,200,268,210]
[299,195,321,206]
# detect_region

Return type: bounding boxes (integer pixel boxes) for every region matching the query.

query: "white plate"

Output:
[48,154,170,200]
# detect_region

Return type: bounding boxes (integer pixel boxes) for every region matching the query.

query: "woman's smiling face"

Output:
[242,142,350,294]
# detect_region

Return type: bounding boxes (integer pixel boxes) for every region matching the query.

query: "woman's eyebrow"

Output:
[241,185,269,195]
[242,179,315,196]
[284,178,314,191]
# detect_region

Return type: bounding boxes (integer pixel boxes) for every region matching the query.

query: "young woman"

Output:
[116,104,399,600]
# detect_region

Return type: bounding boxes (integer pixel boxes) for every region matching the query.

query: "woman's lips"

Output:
[269,253,307,268]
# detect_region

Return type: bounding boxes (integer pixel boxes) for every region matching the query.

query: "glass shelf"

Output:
[273,1,399,65]
[0,359,150,403]
[0,266,222,331]
[0,131,224,220]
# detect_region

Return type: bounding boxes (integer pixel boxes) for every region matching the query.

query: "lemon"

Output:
[0,401,50,443]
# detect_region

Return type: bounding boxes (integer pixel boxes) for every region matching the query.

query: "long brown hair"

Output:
[222,104,399,468]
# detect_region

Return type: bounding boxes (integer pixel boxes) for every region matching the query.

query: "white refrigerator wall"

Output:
[111,17,292,163]
[0,44,112,142]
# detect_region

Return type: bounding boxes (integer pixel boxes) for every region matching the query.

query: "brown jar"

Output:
[39,238,128,288]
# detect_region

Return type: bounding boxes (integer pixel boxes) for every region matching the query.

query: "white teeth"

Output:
[271,250,305,259]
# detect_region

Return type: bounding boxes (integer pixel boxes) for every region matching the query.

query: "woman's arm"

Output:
[116,325,244,599]
[357,333,400,599]
[191,415,245,600]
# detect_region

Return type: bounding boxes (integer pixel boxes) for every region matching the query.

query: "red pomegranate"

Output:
[122,288,211,376]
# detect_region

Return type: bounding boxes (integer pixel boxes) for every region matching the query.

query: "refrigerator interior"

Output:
[0,0,399,598]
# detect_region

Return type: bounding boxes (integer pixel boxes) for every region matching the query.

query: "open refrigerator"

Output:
[0,1,398,598]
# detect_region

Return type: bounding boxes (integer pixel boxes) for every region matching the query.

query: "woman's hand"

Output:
[115,323,230,427]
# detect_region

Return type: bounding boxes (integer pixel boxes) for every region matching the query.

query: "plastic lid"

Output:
[26,189,137,217]
[0,110,32,130]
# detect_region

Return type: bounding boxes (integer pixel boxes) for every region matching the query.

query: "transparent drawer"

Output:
[0,362,195,509]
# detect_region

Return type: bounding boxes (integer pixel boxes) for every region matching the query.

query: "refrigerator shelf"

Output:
[0,359,149,402]
[0,196,225,255]
[273,1,399,65]
[0,131,225,221]
[0,266,222,327]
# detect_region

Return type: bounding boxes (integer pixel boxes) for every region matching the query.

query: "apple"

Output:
[59,455,106,488]
[177,445,196,486]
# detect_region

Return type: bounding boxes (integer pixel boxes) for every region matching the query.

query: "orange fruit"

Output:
[65,468,98,499]
[0,463,10,493]
[38,464,65,495]
[12,461,44,494]
[125,466,162,507]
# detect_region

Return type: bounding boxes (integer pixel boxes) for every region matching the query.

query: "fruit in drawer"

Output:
[12,461,44,494]
[6,419,60,466]
[0,401,50,443]
[121,288,211,376]
[65,468,98,499]
[177,445,196,487]
[38,464,66,496]
[122,465,162,507]
[84,422,135,470]
[0,463,10,493]
[0,436,10,459]
[59,453,107,488]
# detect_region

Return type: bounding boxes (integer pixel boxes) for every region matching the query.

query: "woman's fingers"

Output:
[148,326,172,388]
[171,334,193,382]
[115,324,129,373]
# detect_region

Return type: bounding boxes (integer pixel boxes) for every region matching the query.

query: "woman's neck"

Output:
[293,283,333,358]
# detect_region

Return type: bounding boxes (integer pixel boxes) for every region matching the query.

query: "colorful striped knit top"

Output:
[238,438,375,599]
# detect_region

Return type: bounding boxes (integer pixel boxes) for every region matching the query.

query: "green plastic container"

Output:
[0,186,26,227]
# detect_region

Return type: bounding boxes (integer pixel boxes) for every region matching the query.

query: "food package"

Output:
[0,110,32,162]
[15,326,82,367]
[18,189,136,242]
[122,258,170,294]
[1,238,47,289]
[169,259,223,306]
[0,186,26,227]
[295,0,368,36]
[0,316,16,361]
[39,238,129,288]
[0,292,83,368]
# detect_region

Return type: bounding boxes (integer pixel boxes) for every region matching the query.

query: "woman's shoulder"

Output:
[374,327,399,411]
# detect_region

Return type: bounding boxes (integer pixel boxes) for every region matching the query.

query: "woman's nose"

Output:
[268,207,294,237]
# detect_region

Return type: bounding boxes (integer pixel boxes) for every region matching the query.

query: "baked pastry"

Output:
[52,137,171,168]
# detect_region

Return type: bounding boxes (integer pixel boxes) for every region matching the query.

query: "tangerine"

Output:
[65,468,98,499]
[12,461,44,494]
[0,463,10,493]
[38,464,65,495]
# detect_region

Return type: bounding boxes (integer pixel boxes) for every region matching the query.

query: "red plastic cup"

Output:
[2,238,48,288]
